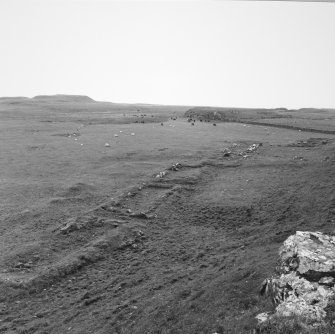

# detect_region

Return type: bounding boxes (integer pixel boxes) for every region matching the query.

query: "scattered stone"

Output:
[59,218,82,234]
[246,143,261,153]
[131,133,135,136]
[101,205,120,213]
[155,171,167,178]
[222,148,231,157]
[58,216,100,234]
[288,138,332,148]
[114,134,118,137]
[105,143,110,147]
[256,312,270,324]
[169,163,182,171]
[14,262,33,269]
[293,156,306,161]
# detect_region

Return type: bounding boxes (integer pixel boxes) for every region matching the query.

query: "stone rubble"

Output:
[246,143,261,153]
[155,171,167,178]
[169,163,182,171]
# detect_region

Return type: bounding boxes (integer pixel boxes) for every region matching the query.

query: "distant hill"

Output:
[32,95,95,103]
[0,97,29,101]
[0,95,191,121]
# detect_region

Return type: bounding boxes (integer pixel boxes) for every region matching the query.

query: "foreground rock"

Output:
[258,231,335,326]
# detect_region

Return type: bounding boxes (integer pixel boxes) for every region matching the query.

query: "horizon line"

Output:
[1,94,334,111]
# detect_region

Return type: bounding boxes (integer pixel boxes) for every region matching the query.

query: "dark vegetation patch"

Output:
[56,183,97,198]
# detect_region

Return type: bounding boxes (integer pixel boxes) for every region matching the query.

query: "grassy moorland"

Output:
[185,106,335,133]
[0,95,334,333]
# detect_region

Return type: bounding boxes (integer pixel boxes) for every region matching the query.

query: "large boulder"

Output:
[278,231,335,279]
[258,231,335,326]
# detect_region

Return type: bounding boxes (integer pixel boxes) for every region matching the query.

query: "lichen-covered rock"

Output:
[258,231,335,326]
[278,231,335,280]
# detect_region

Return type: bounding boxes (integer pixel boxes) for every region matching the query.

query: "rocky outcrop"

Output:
[278,231,335,279]
[258,231,335,326]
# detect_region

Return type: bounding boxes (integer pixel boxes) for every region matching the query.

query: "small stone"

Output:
[59,219,81,234]
[255,312,270,324]
[222,148,231,157]
[129,212,149,219]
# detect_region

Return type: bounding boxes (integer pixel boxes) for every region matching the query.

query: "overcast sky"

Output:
[1,0,334,108]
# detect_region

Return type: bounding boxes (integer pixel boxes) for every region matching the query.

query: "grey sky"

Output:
[1,0,334,108]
